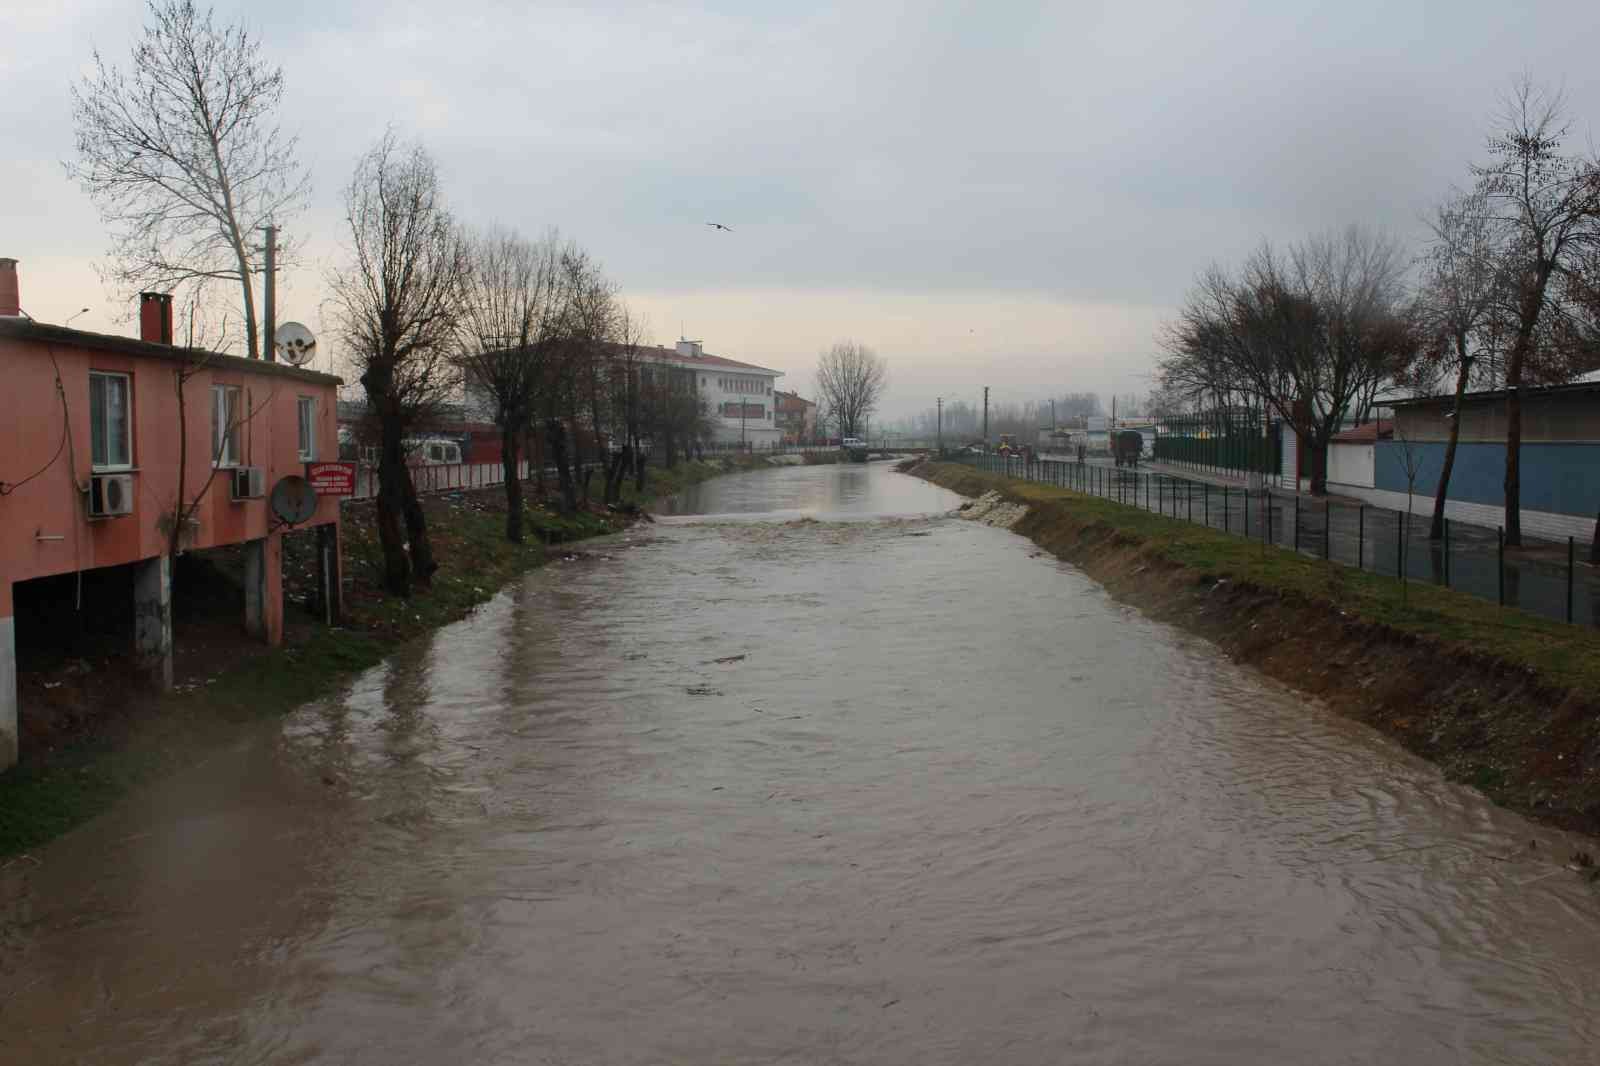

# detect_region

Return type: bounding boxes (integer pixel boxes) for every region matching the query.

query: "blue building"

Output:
[1370,381,1600,542]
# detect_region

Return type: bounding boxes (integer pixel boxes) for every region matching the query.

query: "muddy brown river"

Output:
[3,462,1599,1064]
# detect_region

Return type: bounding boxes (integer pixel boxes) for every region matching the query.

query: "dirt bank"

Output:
[906,459,1600,841]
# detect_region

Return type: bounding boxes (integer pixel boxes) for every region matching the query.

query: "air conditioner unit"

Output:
[87,473,134,518]
[231,466,266,500]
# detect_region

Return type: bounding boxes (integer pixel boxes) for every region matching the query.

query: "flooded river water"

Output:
[4,462,1600,1064]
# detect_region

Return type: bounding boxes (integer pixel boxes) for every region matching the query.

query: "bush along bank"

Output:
[906,460,1600,842]
[0,459,760,860]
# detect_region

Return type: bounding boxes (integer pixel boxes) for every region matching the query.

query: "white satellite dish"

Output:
[274,321,318,366]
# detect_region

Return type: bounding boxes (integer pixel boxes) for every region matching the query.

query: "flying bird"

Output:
[706,222,733,232]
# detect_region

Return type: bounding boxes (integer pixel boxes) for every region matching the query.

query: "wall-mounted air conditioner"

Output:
[87,473,134,518]
[231,466,265,500]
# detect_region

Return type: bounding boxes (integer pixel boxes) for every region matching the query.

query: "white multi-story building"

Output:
[461,338,784,448]
[643,340,783,447]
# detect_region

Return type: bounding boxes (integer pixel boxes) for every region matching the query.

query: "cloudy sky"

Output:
[5,0,1599,420]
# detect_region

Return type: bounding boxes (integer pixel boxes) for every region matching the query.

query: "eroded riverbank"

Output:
[5,462,1600,1064]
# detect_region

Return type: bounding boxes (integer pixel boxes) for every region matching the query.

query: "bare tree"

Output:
[561,249,619,508]
[604,304,649,502]
[68,0,307,359]
[327,130,467,595]
[815,340,887,438]
[1472,78,1600,544]
[1406,191,1508,540]
[459,227,566,542]
[1160,227,1417,495]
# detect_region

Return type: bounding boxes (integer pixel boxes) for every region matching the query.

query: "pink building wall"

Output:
[0,277,342,769]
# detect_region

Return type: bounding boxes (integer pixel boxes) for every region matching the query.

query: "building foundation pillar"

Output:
[1,581,16,771]
[133,555,173,691]
[244,534,284,645]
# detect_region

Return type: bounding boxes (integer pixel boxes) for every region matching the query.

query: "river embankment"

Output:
[909,459,1600,841]
[0,454,776,858]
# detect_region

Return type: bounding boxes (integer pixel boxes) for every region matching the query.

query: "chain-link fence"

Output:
[961,453,1599,628]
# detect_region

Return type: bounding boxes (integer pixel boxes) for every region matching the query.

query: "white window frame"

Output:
[297,396,317,461]
[211,384,242,467]
[89,371,133,471]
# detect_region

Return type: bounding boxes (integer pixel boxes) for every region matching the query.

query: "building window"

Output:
[211,384,242,466]
[297,396,316,461]
[89,371,132,470]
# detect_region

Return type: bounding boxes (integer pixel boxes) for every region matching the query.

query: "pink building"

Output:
[0,259,343,770]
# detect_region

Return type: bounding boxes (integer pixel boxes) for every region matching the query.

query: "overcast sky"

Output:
[5,0,1600,420]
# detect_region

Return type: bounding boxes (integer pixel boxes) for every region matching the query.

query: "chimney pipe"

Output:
[139,292,173,345]
[0,258,20,318]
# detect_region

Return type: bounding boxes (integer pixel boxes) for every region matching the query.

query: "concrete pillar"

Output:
[133,555,173,691]
[1,581,16,771]
[244,534,284,645]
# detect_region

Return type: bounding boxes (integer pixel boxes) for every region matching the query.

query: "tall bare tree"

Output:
[68,0,307,359]
[1472,78,1600,544]
[603,304,649,502]
[459,227,567,542]
[328,130,467,595]
[561,249,619,507]
[815,340,888,439]
[1160,227,1416,495]
[1406,191,1508,540]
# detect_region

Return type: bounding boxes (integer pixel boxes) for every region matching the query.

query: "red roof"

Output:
[1331,420,1392,443]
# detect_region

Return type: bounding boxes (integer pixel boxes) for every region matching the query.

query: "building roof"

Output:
[0,316,343,386]
[1385,380,1600,408]
[1330,419,1392,443]
[635,343,782,377]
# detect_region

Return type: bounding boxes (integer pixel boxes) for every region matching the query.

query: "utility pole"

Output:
[261,223,278,361]
[937,397,943,454]
[983,386,989,450]
[1051,398,1056,432]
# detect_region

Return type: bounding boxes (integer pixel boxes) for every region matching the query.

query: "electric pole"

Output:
[937,396,943,454]
[261,223,278,361]
[982,386,989,450]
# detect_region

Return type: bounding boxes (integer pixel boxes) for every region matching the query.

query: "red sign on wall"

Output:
[306,461,356,496]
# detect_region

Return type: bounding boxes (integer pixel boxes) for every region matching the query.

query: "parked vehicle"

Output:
[405,437,464,465]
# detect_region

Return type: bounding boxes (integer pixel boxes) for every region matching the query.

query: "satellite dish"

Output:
[269,475,318,526]
[274,321,318,366]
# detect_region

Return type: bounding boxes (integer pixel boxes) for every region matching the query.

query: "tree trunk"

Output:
[1504,384,1523,547]
[547,418,577,515]
[605,444,630,503]
[1307,434,1327,496]
[375,413,411,597]
[635,450,649,494]
[399,463,438,587]
[1429,352,1471,541]
[502,426,523,543]
[1503,268,1551,547]
[532,429,547,497]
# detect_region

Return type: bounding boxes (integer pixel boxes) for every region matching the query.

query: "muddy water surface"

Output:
[3,463,1599,1064]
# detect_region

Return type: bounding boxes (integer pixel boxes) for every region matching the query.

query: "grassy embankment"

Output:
[911,460,1600,837]
[0,454,768,859]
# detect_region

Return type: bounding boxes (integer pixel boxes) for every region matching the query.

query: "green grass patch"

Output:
[923,462,1600,693]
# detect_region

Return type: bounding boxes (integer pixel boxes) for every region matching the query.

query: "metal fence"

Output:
[962,453,1598,628]
[1153,409,1281,478]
